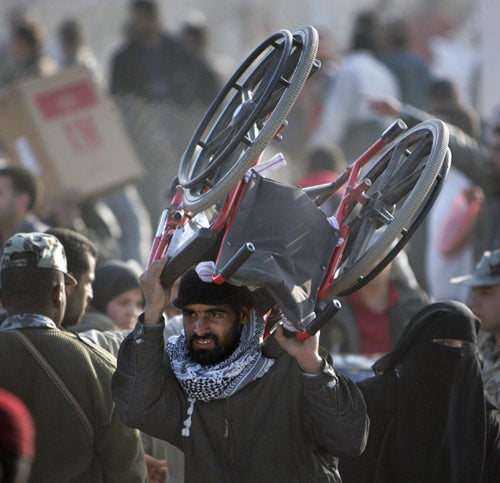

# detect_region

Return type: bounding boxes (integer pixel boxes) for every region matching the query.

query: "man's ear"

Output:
[52,284,65,308]
[239,307,250,325]
[65,283,75,298]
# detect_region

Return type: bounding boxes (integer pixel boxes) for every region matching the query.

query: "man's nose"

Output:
[469,292,479,310]
[194,316,210,335]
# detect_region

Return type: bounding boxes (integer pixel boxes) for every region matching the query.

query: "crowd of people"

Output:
[0,1,499,482]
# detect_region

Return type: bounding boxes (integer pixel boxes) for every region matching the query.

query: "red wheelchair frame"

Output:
[146,25,450,339]
[147,119,450,339]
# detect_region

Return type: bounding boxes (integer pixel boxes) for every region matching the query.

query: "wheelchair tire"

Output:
[180,25,318,213]
[326,119,449,297]
[335,149,451,295]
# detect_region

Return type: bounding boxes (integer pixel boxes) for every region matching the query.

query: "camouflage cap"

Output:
[450,249,500,287]
[1,232,77,285]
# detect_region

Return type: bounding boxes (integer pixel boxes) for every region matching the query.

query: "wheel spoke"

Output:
[248,45,284,102]
[368,132,431,191]
[373,142,406,187]
[377,163,425,206]
[198,124,235,152]
[382,133,432,184]
[256,50,301,120]
[340,218,377,274]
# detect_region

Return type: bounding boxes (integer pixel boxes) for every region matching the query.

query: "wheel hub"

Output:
[231,98,256,126]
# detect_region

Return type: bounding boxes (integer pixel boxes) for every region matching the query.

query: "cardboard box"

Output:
[0,65,143,201]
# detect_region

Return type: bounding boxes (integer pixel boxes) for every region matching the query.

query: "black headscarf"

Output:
[92,260,143,314]
[372,301,487,483]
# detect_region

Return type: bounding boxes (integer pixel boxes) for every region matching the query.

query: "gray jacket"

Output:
[112,320,369,483]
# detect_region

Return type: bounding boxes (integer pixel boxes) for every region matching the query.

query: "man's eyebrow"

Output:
[202,306,231,314]
[183,306,231,313]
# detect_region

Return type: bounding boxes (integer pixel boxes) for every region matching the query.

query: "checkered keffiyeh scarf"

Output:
[166,309,274,436]
[166,309,274,401]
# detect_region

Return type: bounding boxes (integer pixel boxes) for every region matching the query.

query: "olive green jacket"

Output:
[0,324,147,482]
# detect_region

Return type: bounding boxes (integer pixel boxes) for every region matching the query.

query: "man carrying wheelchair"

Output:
[112,257,368,482]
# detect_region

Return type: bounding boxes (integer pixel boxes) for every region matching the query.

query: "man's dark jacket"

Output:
[112,320,369,482]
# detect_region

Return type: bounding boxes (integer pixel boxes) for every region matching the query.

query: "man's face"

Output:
[182,303,249,366]
[55,280,67,327]
[469,284,500,338]
[0,176,19,225]
[63,254,96,327]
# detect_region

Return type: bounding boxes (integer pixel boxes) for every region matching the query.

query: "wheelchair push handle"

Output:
[381,119,407,144]
[213,242,255,284]
[295,298,342,340]
[265,298,342,344]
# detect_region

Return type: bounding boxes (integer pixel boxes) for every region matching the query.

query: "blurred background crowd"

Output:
[1,1,500,481]
[0,0,498,338]
[0,0,497,347]
[0,0,500,338]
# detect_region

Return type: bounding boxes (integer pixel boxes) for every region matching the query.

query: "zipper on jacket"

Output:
[224,398,239,475]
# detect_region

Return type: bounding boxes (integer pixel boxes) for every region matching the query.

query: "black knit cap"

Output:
[172,269,254,309]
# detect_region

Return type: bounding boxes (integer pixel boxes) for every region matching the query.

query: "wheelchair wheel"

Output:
[179,25,319,213]
[335,149,451,296]
[327,119,449,297]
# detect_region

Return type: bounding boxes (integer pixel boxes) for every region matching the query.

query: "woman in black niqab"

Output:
[340,300,500,483]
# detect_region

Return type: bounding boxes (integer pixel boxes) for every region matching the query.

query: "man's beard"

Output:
[188,319,243,366]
